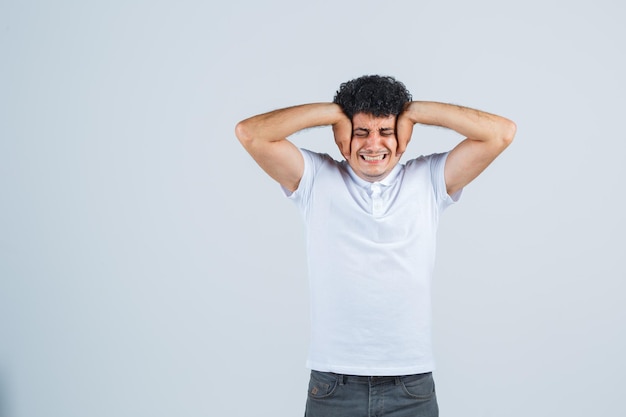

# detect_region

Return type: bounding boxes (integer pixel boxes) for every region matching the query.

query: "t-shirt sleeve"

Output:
[281,148,325,215]
[429,151,462,210]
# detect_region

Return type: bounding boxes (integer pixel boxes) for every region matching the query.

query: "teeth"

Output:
[362,155,385,161]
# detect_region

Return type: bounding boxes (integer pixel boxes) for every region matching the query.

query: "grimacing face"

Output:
[346,112,401,182]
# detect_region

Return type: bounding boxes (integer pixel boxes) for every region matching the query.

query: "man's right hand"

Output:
[332,113,352,161]
[236,103,348,193]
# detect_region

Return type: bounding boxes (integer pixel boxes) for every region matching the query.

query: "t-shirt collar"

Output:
[344,162,402,189]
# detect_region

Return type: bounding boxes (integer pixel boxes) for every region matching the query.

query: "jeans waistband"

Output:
[329,372,431,386]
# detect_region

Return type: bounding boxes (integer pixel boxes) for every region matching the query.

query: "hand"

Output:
[395,104,415,157]
[332,114,352,160]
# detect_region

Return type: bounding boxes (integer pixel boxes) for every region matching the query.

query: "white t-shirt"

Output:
[285,148,461,376]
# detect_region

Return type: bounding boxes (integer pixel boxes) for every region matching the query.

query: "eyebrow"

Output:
[353,127,395,133]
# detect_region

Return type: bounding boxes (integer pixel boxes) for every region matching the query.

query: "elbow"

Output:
[499,118,517,149]
[235,120,254,148]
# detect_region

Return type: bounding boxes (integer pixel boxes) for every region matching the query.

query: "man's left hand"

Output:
[396,105,415,157]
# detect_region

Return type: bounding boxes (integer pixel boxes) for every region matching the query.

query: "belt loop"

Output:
[339,374,346,385]
[394,376,401,385]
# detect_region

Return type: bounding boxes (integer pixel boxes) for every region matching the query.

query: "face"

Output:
[347,112,401,182]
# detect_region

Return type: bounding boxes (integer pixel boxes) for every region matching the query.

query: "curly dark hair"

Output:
[333,75,412,119]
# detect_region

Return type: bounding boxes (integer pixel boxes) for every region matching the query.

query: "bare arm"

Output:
[397,101,517,195]
[235,103,349,192]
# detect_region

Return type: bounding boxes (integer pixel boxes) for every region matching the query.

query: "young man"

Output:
[235,75,516,417]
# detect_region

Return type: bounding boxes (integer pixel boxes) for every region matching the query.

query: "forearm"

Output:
[235,102,349,192]
[235,102,345,147]
[404,101,516,144]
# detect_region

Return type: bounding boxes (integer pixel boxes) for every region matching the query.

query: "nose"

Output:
[362,134,385,150]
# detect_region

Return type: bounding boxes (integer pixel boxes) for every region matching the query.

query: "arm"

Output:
[397,101,517,195]
[235,103,350,192]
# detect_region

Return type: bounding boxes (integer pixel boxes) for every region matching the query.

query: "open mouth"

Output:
[360,154,387,161]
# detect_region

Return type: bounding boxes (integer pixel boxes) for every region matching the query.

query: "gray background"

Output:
[1,0,624,416]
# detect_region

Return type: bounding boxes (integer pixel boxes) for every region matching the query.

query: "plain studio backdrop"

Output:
[1,1,624,416]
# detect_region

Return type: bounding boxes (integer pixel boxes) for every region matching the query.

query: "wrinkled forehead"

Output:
[352,112,397,130]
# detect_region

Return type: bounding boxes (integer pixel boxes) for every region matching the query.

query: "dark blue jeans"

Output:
[305,370,438,417]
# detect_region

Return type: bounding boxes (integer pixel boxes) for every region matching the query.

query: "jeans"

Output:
[304,370,438,417]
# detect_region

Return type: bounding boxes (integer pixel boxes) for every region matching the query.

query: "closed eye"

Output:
[353,128,370,138]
